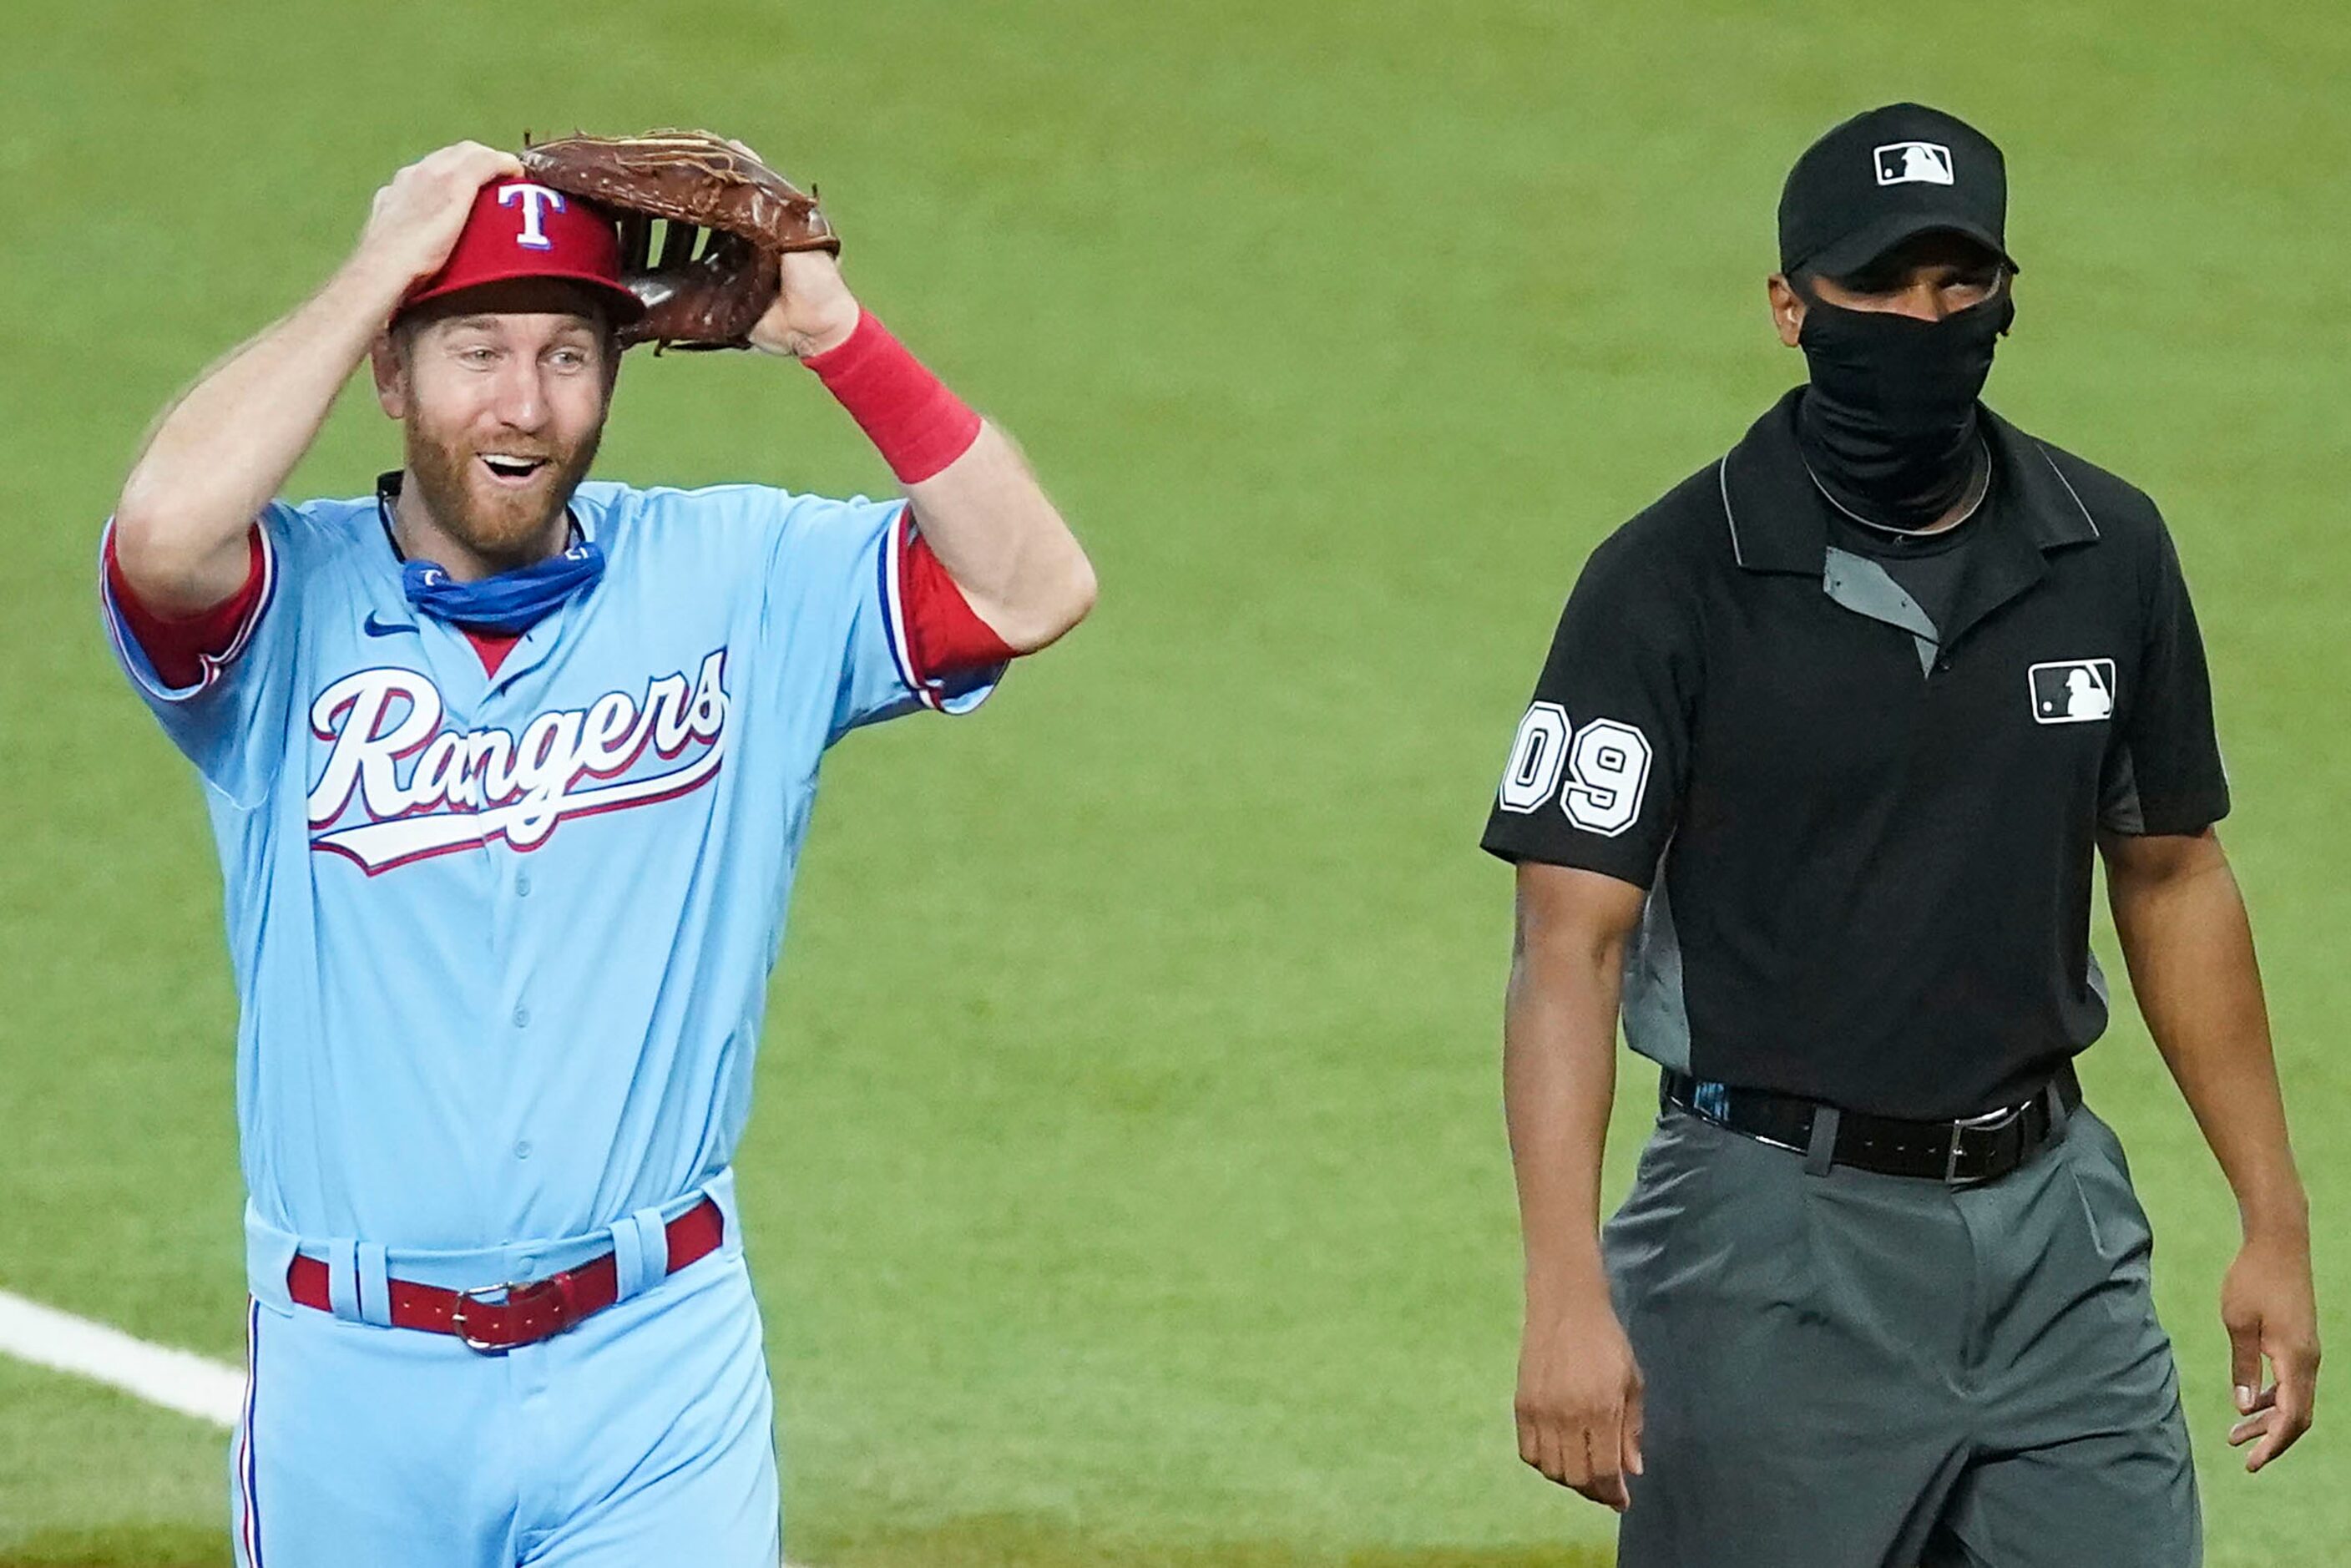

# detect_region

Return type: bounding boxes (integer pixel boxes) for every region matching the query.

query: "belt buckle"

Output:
[1944,1101,2027,1186]
[448,1277,565,1354]
[448,1281,524,1353]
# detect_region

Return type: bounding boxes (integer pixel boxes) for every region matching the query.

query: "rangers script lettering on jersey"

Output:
[306,651,731,872]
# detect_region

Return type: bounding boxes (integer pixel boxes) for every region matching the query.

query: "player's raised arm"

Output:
[112,141,522,614]
[754,250,1097,655]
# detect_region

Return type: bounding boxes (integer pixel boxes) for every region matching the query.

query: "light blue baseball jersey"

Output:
[104,481,994,1262]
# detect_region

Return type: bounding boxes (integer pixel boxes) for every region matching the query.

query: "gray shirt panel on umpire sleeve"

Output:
[2099,741,2146,833]
[1620,849,1693,1073]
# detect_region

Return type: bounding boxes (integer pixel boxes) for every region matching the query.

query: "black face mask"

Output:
[1794,289,2012,529]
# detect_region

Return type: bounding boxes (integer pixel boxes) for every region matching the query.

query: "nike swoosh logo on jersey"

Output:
[363,612,417,638]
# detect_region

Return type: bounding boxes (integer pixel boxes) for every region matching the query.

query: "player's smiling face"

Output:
[374,279,619,574]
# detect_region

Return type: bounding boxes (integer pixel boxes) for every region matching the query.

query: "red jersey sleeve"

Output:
[104,526,270,691]
[897,521,1016,681]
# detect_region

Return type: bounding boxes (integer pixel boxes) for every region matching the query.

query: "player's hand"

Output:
[749,249,861,359]
[351,141,525,294]
[1515,1283,1645,1511]
[2222,1229,2321,1472]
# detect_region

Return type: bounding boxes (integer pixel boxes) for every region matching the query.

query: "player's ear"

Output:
[370,331,411,419]
[1767,274,1805,348]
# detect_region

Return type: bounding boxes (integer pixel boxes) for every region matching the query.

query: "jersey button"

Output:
[514,1142,533,1162]
[516,873,533,897]
[513,1004,530,1028]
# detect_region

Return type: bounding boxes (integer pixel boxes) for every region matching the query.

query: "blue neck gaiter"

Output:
[378,471,605,634]
[402,543,604,635]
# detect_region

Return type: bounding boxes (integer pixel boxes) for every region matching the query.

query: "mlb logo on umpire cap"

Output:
[1875,141,1955,186]
[2028,659,2116,725]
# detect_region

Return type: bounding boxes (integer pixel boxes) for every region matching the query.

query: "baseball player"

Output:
[102,140,1095,1565]
[1487,104,2319,1565]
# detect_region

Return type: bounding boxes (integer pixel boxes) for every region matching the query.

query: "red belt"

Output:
[286,1198,724,1353]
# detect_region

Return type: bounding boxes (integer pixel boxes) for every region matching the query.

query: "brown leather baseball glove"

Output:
[518,129,840,352]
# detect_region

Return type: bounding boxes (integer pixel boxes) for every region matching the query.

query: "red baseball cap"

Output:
[400,178,645,325]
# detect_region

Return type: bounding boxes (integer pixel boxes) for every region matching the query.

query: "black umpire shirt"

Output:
[1481,387,2230,1120]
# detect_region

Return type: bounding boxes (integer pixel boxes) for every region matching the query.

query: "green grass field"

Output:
[2,0,2344,1562]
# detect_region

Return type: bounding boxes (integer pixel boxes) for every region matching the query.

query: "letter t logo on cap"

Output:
[498,183,568,250]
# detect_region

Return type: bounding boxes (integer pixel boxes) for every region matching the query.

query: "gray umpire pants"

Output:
[1604,1098,2199,1567]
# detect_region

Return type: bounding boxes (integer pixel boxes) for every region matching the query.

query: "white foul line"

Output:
[0,1287,243,1428]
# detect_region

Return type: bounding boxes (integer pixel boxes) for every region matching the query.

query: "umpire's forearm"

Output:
[114,257,406,612]
[1504,901,1629,1302]
[2107,834,2308,1240]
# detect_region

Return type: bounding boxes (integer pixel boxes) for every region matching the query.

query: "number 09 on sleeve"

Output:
[1497,701,1654,837]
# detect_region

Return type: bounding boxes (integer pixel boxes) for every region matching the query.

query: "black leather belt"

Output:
[1661,1064,2081,1186]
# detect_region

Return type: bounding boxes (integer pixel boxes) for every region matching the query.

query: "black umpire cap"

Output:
[1778,103,2019,280]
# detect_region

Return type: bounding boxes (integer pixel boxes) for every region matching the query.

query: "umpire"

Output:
[1484,103,2320,1565]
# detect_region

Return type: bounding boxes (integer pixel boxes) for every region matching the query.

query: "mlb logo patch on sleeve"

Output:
[2028,659,2116,724]
[1874,141,1954,186]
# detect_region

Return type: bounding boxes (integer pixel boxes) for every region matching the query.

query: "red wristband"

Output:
[804,311,983,484]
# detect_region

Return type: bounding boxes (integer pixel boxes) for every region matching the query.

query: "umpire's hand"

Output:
[2222,1231,2322,1472]
[1517,1285,1645,1510]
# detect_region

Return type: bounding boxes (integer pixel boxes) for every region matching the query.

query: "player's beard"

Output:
[404,416,605,574]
